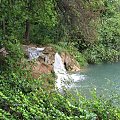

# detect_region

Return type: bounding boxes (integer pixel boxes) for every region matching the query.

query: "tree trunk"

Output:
[2,20,6,39]
[24,19,30,43]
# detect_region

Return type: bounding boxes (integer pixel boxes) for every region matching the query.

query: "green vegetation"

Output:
[0,0,120,119]
[83,0,120,64]
[57,0,120,64]
[0,0,120,63]
[51,42,87,66]
[0,0,57,44]
[0,48,120,119]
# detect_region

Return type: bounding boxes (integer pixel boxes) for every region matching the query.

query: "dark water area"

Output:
[70,62,120,100]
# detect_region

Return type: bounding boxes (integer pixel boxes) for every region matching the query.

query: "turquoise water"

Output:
[71,62,120,98]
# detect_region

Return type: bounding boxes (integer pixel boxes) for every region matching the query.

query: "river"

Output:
[70,62,120,99]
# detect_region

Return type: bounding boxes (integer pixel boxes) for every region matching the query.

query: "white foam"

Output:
[36,47,45,51]
[70,74,85,82]
[28,47,44,60]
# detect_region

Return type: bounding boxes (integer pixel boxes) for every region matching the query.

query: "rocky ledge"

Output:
[23,45,81,78]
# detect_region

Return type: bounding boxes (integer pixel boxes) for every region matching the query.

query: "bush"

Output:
[51,42,87,66]
[84,43,120,64]
[0,41,120,120]
[0,72,120,120]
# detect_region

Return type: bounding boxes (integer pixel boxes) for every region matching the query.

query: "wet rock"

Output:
[42,47,56,65]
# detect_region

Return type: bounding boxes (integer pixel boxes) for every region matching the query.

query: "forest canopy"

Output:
[0,0,120,63]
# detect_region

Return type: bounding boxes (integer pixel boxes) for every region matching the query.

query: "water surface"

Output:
[71,62,120,98]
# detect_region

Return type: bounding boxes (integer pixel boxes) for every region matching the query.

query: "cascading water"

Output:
[53,53,85,90]
[53,53,67,74]
[53,53,69,89]
[28,47,45,60]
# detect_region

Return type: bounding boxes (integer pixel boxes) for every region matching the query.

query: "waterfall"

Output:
[53,53,66,74]
[53,53,68,89]
[53,53,85,90]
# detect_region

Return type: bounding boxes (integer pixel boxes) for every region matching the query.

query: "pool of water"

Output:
[70,62,120,98]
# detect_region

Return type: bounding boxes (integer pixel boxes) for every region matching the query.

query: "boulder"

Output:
[60,52,80,71]
[32,61,53,79]
[0,47,8,57]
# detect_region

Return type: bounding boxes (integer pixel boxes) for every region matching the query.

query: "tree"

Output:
[0,0,57,44]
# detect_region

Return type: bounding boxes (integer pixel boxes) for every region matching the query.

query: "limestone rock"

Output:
[0,48,8,63]
[42,47,56,65]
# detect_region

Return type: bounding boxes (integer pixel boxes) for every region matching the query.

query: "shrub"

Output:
[0,41,120,120]
[84,43,120,64]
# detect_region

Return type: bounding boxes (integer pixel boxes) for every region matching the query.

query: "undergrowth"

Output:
[0,41,120,120]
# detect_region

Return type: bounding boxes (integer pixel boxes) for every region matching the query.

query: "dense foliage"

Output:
[0,43,120,119]
[0,0,120,119]
[0,0,57,44]
[83,0,120,63]
[57,0,120,63]
[0,0,120,63]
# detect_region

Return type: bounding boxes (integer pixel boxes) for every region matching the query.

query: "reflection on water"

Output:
[70,62,120,99]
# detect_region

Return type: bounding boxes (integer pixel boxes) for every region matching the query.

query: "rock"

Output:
[0,48,8,63]
[60,52,80,71]
[22,45,80,78]
[42,47,56,65]
[22,45,30,58]
[0,47,8,57]
[32,61,53,79]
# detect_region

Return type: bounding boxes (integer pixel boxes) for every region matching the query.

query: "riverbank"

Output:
[1,0,120,119]
[0,42,120,119]
[1,66,120,119]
